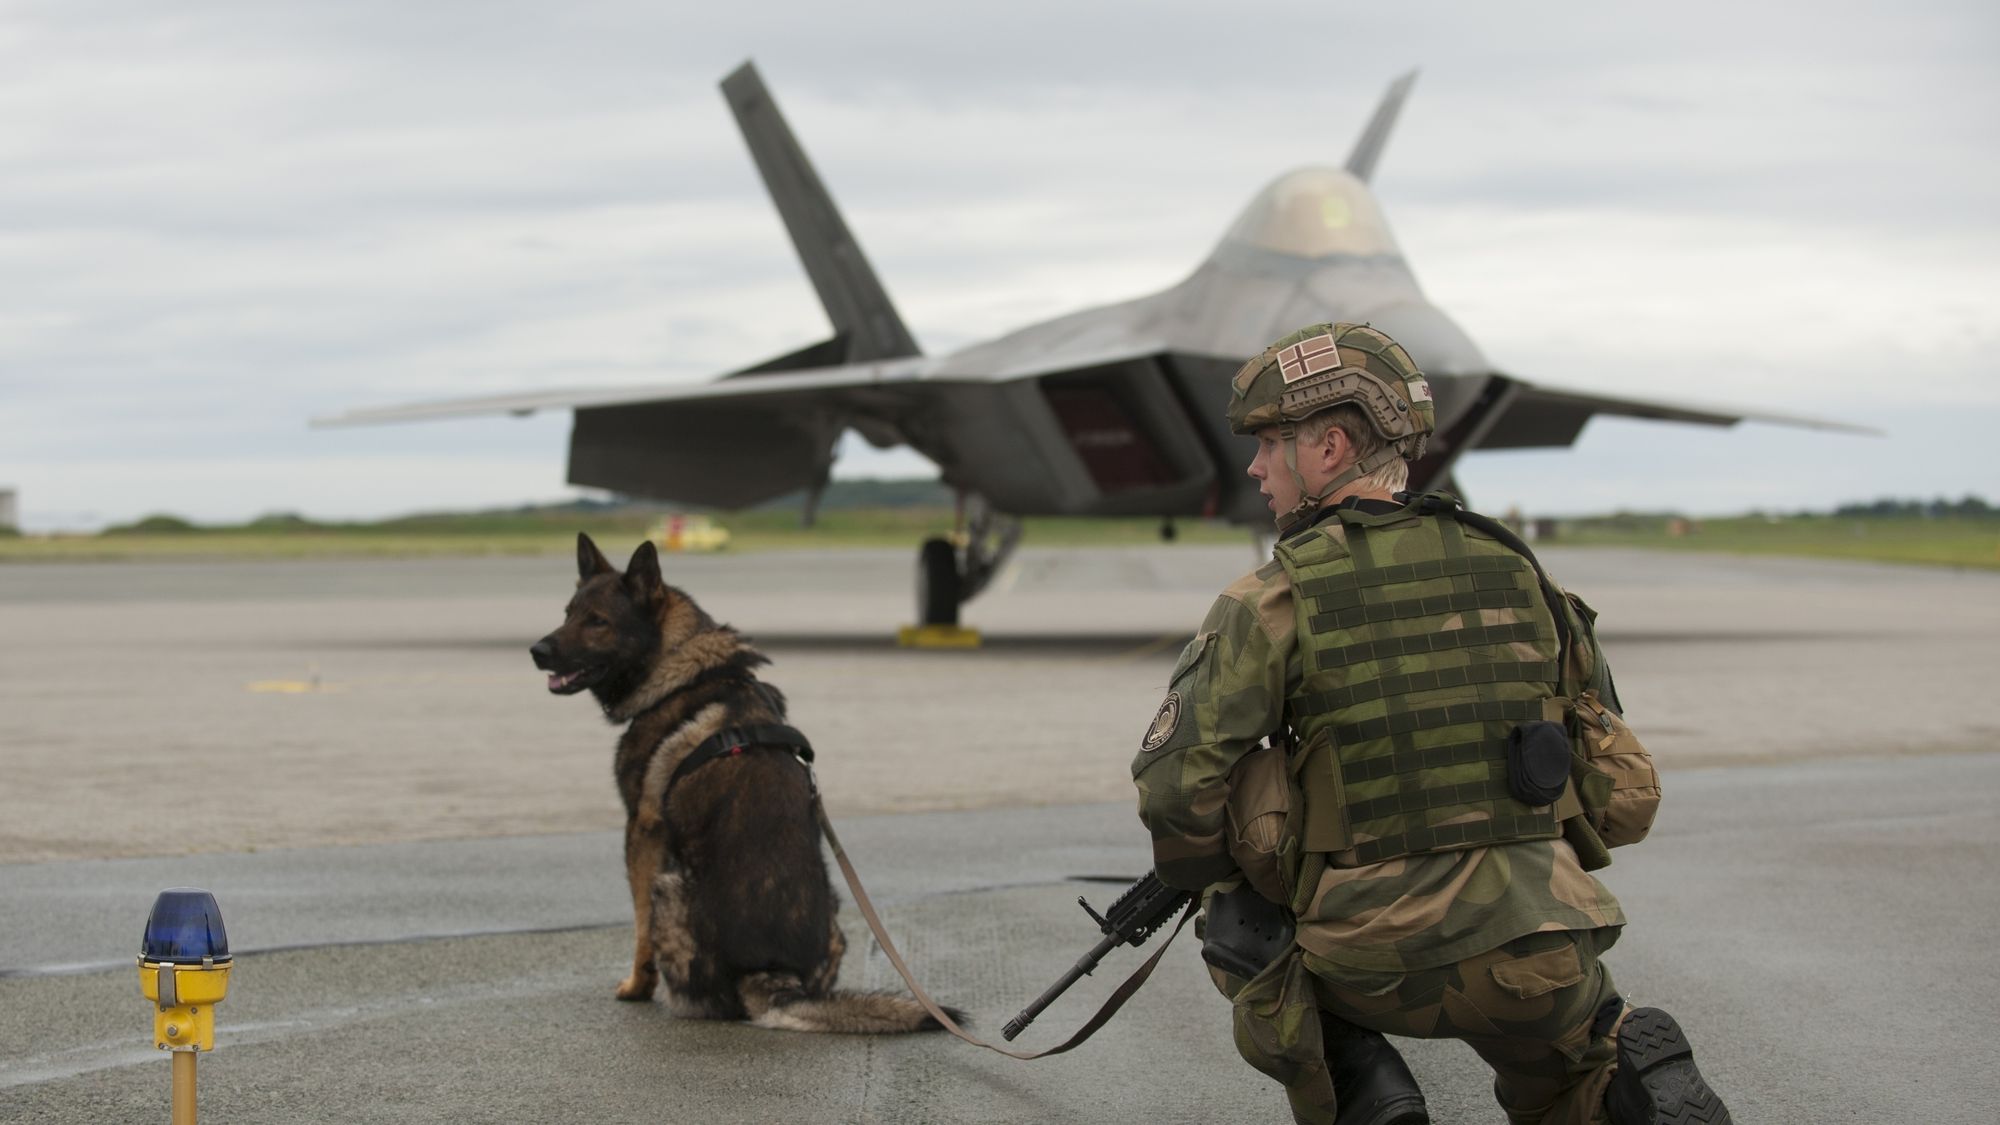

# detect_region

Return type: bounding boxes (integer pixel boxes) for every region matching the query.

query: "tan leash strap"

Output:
[812,795,1194,1060]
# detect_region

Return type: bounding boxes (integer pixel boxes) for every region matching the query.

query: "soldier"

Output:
[1132,323,1731,1125]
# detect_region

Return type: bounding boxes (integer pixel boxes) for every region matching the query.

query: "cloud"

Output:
[2,0,1995,530]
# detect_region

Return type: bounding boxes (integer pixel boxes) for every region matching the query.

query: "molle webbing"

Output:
[1311,587,1533,631]
[1342,762,1509,822]
[1297,553,1527,603]
[1434,499,1573,672]
[1340,734,1516,783]
[1304,660,1559,712]
[1280,502,1564,867]
[1317,620,1542,668]
[1332,698,1544,745]
[1346,813,1558,867]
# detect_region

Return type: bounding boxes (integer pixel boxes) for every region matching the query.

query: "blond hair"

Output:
[1298,405,1409,493]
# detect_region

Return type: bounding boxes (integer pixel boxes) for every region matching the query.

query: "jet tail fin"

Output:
[1343,70,1419,183]
[720,61,921,363]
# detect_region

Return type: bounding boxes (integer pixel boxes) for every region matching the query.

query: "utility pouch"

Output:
[1294,726,1351,853]
[1573,691,1661,847]
[1505,721,1572,806]
[1547,691,1662,867]
[1201,881,1296,981]
[1225,742,1297,906]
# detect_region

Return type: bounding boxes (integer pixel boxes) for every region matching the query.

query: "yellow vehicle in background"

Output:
[653,513,731,553]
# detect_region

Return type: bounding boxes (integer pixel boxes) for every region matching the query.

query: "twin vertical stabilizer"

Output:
[720,62,921,365]
[1343,70,1418,184]
[719,61,1418,369]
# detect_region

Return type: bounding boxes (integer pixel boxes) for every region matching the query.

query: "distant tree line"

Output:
[95,484,1995,535]
[763,484,1997,520]
[1831,495,1993,519]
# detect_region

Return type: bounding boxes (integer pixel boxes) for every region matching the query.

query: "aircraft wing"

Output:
[312,357,982,510]
[311,357,937,428]
[311,336,1207,511]
[1474,377,1880,450]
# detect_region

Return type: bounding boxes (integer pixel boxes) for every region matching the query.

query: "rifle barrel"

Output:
[1001,930,1120,1041]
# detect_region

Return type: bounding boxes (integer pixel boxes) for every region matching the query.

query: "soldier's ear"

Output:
[1317,423,1351,474]
[624,540,665,608]
[577,533,615,581]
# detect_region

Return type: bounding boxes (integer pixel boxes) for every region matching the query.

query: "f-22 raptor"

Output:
[319,62,1854,627]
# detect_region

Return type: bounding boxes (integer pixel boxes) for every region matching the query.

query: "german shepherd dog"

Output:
[530,534,954,1033]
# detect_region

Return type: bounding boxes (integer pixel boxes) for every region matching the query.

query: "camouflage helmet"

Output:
[1226,322,1434,462]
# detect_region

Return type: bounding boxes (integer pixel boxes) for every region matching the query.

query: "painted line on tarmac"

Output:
[0,968,584,1090]
[0,875,1112,981]
[0,920,626,981]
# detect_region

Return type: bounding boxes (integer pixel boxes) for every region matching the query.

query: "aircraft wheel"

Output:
[917,537,961,627]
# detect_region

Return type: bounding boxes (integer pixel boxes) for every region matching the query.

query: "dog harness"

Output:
[663,723,815,804]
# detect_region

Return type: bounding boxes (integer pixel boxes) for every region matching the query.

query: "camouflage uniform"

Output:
[1131,322,1643,1124]
[1136,518,1629,1124]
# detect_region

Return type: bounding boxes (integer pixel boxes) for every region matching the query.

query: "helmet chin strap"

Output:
[1274,426,1404,535]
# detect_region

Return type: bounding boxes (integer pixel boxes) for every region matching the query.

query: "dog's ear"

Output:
[624,540,666,608]
[577,533,616,581]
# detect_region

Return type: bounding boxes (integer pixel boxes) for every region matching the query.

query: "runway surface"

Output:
[3,545,1998,1120]
[4,544,1996,863]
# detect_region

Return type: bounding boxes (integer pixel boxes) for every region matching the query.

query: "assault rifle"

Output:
[1001,871,1192,1041]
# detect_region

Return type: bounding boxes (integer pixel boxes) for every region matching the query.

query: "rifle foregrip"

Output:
[1109,882,1192,944]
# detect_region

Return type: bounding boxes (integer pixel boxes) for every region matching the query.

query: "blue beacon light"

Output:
[143,889,231,964]
[140,887,234,1123]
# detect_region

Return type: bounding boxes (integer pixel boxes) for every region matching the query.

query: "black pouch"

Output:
[1201,882,1296,980]
[1506,721,1571,807]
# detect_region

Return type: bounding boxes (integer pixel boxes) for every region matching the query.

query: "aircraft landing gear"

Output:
[916,537,961,628]
[901,495,1021,646]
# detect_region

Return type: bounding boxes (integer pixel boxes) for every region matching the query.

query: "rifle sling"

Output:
[809,778,1195,1060]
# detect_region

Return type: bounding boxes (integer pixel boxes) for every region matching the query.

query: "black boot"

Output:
[1322,1015,1429,1125]
[1605,1007,1733,1125]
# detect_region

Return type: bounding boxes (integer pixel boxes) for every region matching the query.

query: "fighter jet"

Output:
[317,62,1859,627]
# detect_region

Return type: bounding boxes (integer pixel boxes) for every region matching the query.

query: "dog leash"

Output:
[804,765,1196,1060]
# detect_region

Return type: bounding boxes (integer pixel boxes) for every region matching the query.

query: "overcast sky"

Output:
[3,1,1995,531]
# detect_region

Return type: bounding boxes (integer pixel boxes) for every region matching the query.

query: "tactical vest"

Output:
[1278,498,1580,868]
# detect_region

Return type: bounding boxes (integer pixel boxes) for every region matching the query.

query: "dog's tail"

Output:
[740,972,965,1034]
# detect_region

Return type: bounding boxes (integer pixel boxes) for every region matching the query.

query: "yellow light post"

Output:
[139,888,232,1125]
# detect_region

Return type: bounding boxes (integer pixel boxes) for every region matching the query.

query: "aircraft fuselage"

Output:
[911,166,1502,525]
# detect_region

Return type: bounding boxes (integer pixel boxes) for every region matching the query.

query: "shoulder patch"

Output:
[1141,691,1182,752]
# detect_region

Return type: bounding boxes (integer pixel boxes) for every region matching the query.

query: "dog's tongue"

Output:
[547,671,569,690]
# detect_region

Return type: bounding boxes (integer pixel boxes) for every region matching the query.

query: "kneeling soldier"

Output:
[1133,323,1731,1125]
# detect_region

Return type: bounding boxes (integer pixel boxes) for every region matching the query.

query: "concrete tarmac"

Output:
[5,759,2000,1122]
[3,545,1999,1121]
[4,545,1997,862]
